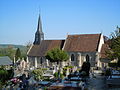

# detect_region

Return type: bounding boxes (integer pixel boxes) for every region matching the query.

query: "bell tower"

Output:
[33,14,44,45]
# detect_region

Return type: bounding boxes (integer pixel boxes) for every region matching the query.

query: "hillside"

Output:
[0,44,28,60]
[0,44,27,50]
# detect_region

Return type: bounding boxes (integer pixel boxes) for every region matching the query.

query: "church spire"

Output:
[33,14,44,45]
[37,14,43,33]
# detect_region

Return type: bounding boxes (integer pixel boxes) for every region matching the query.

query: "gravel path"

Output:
[87,75,120,90]
[87,76,107,90]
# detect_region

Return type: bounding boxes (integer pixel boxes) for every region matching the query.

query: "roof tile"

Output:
[28,40,65,57]
[63,34,101,52]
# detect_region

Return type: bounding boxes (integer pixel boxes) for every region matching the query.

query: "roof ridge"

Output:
[43,39,65,41]
[68,33,101,36]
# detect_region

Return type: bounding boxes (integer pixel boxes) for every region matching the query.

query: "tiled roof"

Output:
[100,44,109,59]
[0,56,13,65]
[63,34,101,52]
[27,40,65,57]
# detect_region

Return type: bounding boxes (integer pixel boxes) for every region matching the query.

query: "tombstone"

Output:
[20,59,26,70]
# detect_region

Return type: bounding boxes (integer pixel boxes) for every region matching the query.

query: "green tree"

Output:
[46,48,69,64]
[15,48,21,61]
[0,66,14,87]
[80,61,90,76]
[107,26,120,67]
[46,48,69,76]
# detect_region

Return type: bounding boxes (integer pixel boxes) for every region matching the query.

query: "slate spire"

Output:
[37,14,42,33]
[33,14,44,45]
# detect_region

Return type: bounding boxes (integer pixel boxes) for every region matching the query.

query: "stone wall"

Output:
[66,52,98,68]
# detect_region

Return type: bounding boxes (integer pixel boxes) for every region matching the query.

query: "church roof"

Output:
[28,40,65,57]
[100,44,109,59]
[63,34,101,52]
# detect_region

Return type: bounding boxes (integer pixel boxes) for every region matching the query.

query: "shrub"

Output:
[54,72,58,78]
[63,67,67,76]
[32,68,43,81]
[0,69,8,82]
[54,72,64,79]
[105,69,111,76]
[67,66,74,69]
[108,63,117,67]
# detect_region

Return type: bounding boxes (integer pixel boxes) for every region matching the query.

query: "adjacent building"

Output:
[0,56,13,66]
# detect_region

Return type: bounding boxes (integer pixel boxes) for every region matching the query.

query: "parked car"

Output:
[106,70,120,87]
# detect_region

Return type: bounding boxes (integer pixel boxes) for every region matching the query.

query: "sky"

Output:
[0,0,120,45]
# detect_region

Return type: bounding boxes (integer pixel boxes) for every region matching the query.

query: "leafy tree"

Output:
[46,48,69,76]
[107,26,120,67]
[15,48,21,61]
[80,61,90,76]
[0,67,14,87]
[46,48,69,65]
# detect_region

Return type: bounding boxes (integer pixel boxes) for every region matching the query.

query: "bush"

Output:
[0,68,14,88]
[54,72,64,79]
[54,72,58,78]
[63,67,67,76]
[0,69,8,79]
[108,63,117,67]
[32,68,43,81]
[42,68,48,71]
[67,66,74,69]
[105,69,111,76]
[0,69,14,82]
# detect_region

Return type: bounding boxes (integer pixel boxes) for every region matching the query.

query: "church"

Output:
[27,15,110,70]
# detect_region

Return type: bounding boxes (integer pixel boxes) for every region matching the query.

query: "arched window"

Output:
[40,57,43,64]
[86,54,89,62]
[71,54,75,61]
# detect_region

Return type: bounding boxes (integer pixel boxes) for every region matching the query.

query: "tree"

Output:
[107,26,120,67]
[46,48,69,75]
[15,48,21,61]
[0,66,14,87]
[80,61,90,76]
[46,48,69,63]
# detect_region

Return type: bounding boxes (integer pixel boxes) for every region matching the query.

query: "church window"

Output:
[86,54,90,62]
[71,54,75,61]
[40,57,43,64]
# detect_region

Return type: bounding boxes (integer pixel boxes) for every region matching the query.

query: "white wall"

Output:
[97,34,104,52]
[96,34,106,68]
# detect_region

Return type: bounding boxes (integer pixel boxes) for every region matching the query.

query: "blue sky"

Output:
[0,0,120,45]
